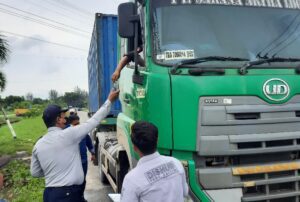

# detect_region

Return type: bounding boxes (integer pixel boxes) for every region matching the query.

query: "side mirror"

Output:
[118,3,136,38]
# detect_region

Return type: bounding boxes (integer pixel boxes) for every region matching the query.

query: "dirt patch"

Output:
[0,156,11,169]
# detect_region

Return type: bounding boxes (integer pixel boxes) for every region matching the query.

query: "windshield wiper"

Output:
[239,57,300,75]
[188,68,225,76]
[171,56,249,75]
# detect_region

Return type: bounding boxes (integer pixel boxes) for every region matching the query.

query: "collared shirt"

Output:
[121,152,189,202]
[30,100,111,187]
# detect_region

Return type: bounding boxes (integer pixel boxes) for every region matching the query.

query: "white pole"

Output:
[1,107,17,139]
[6,119,17,139]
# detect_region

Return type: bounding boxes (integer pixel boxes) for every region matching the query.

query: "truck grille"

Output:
[239,167,300,201]
[238,139,295,149]
[196,96,300,201]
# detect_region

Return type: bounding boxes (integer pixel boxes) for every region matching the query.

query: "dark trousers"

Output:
[44,185,84,202]
[80,162,88,200]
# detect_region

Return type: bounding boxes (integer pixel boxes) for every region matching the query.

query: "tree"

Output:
[63,87,88,108]
[0,35,9,91]
[4,95,25,107]
[25,92,34,101]
[74,86,88,107]
[63,92,80,107]
[49,89,58,101]
[32,98,44,104]
[1,95,25,109]
[0,35,8,63]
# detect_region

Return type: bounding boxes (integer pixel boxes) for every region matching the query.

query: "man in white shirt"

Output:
[31,90,119,202]
[121,121,189,202]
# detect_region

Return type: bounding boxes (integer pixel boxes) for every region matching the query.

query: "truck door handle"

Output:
[123,98,130,104]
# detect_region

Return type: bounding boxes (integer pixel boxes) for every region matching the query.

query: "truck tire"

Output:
[98,143,109,184]
[93,139,99,165]
[117,151,129,193]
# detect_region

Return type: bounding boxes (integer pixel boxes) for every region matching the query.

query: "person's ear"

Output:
[56,117,60,123]
[133,145,141,154]
[133,144,138,152]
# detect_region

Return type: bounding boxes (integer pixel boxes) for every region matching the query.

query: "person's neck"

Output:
[55,124,64,129]
[139,151,157,158]
[137,151,144,158]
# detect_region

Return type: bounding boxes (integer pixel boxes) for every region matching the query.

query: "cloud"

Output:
[38,58,62,75]
[9,34,47,52]
[0,0,124,99]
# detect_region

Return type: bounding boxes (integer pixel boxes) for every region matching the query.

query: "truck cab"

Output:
[90,0,300,201]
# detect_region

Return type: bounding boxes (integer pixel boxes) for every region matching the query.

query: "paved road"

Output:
[78,111,114,202]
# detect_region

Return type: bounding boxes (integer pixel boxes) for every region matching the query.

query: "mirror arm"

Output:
[137,0,145,6]
[132,17,144,85]
[132,2,144,85]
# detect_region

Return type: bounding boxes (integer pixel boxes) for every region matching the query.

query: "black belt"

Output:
[45,184,81,190]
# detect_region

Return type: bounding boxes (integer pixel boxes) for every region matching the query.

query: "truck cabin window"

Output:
[151,0,300,68]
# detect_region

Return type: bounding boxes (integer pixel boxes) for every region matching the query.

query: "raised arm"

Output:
[112,55,130,82]
[112,47,145,82]
[62,90,119,144]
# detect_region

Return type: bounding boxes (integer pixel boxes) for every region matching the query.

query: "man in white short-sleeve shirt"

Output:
[121,121,189,202]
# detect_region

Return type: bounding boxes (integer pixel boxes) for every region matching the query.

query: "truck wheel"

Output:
[98,143,109,184]
[117,151,129,192]
[93,142,98,166]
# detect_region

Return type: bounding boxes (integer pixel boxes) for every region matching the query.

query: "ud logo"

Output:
[263,78,290,101]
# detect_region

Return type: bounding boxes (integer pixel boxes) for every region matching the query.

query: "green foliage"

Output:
[0,72,6,92]
[0,116,20,126]
[48,96,67,108]
[63,86,88,108]
[63,92,80,107]
[0,35,9,92]
[0,116,47,155]
[49,89,58,102]
[0,160,44,202]
[21,104,45,118]
[11,101,32,109]
[1,95,49,111]
[32,98,44,105]
[0,34,9,63]
[22,108,42,118]
[2,95,25,108]
[25,92,33,102]
[0,111,46,201]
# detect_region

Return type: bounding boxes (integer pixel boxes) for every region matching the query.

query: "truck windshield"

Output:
[151,0,300,68]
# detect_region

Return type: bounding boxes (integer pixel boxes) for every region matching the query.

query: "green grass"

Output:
[0,116,47,155]
[0,114,16,118]
[0,116,46,201]
[0,160,44,202]
[0,116,19,128]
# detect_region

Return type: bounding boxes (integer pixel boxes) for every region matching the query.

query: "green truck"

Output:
[89,0,300,201]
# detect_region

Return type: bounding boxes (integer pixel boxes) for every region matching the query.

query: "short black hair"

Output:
[131,121,158,155]
[68,114,80,123]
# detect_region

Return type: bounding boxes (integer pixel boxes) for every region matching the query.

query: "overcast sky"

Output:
[0,0,126,99]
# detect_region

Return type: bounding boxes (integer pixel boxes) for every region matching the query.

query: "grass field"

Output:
[0,160,44,202]
[0,116,46,201]
[0,116,47,155]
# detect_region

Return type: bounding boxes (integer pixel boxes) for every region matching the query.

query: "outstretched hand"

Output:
[91,154,96,162]
[111,71,120,82]
[108,89,120,102]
